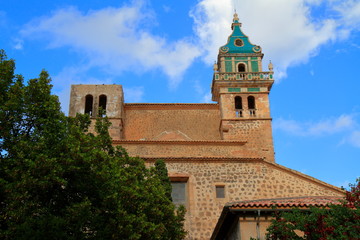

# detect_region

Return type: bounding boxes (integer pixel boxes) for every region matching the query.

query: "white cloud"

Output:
[273,118,304,136]
[193,80,214,103]
[274,114,356,136]
[201,92,212,103]
[191,0,339,79]
[348,131,360,148]
[21,3,201,87]
[12,38,23,50]
[308,115,355,135]
[19,0,360,88]
[335,0,360,28]
[123,86,144,102]
[189,0,233,64]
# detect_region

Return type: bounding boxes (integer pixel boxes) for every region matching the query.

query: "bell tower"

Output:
[212,13,275,161]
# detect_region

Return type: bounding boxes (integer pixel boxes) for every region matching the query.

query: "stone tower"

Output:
[67,14,344,239]
[212,13,275,162]
[68,84,125,140]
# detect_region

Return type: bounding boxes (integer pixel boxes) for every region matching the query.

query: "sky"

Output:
[1,0,359,188]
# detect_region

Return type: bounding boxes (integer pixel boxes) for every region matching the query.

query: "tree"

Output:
[154,159,186,239]
[0,50,186,240]
[266,178,360,240]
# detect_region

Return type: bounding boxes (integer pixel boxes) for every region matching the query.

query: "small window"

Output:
[171,182,187,205]
[238,63,246,72]
[99,95,107,116]
[84,94,93,116]
[235,39,244,47]
[216,186,225,198]
[235,96,242,110]
[248,96,256,109]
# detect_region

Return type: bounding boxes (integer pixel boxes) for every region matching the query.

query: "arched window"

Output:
[248,96,255,109]
[84,94,93,116]
[235,96,242,109]
[248,96,256,116]
[238,63,246,72]
[235,96,243,117]
[99,95,107,116]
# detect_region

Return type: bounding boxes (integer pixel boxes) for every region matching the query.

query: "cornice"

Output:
[142,157,264,163]
[221,118,272,121]
[124,103,219,110]
[113,140,247,146]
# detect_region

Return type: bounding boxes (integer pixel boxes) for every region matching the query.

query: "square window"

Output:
[216,185,225,198]
[171,182,187,205]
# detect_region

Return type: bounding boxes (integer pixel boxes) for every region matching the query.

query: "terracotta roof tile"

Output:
[228,196,343,209]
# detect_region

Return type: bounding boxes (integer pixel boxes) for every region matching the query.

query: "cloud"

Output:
[20,2,201,87]
[273,114,356,136]
[189,0,233,64]
[19,0,360,89]
[123,86,144,102]
[335,0,360,28]
[193,80,214,103]
[201,92,212,103]
[191,0,340,79]
[348,131,360,148]
[274,113,360,148]
[12,38,23,50]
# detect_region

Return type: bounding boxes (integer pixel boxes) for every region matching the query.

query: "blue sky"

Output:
[1,0,359,188]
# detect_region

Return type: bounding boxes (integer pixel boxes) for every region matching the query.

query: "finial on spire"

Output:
[268,61,274,71]
[233,12,239,22]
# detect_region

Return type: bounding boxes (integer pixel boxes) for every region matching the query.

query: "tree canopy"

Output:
[266,179,360,240]
[0,50,186,240]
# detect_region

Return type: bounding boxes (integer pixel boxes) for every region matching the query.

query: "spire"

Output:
[220,14,261,54]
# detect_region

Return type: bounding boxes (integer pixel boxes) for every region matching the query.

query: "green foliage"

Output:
[0,50,186,240]
[266,178,360,240]
[154,159,172,201]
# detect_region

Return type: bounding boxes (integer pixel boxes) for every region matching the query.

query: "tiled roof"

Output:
[228,196,343,209]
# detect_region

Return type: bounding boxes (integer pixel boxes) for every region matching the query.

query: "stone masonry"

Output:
[68,14,344,240]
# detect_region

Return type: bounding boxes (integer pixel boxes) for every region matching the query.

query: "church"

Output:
[68,13,343,240]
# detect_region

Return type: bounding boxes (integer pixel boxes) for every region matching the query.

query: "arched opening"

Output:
[235,96,242,109]
[248,96,256,116]
[238,63,246,72]
[99,95,107,116]
[235,96,243,117]
[248,96,255,109]
[84,94,93,116]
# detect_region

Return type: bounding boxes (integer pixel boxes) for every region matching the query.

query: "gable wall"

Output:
[152,159,343,240]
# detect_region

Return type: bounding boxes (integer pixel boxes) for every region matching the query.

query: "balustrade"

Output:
[214,71,273,81]
[235,109,243,118]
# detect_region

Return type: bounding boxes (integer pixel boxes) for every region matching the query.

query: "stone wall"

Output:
[123,104,221,141]
[146,159,343,240]
[221,120,274,161]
